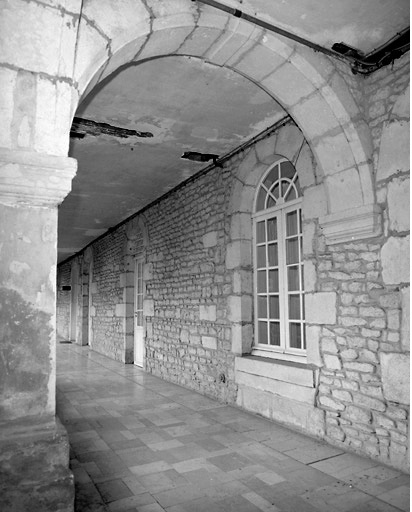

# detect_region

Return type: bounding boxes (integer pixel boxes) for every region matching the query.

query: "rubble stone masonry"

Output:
[57,57,409,471]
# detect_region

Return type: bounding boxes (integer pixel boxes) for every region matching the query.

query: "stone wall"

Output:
[90,229,126,360]
[57,61,410,470]
[314,240,409,469]
[144,163,237,403]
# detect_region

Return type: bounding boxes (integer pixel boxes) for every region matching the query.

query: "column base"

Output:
[0,417,74,512]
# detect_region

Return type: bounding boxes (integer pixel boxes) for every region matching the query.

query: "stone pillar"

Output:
[0,148,76,511]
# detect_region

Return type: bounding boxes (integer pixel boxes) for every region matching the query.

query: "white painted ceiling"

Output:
[58,0,409,263]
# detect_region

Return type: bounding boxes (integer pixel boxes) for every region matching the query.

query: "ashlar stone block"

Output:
[381,236,410,285]
[306,325,322,366]
[143,299,154,317]
[230,213,252,240]
[302,184,328,219]
[401,286,410,351]
[303,260,317,292]
[380,353,410,405]
[202,336,217,350]
[203,231,217,248]
[387,176,410,232]
[305,292,337,325]
[227,295,252,323]
[296,142,317,188]
[225,240,252,269]
[199,304,216,322]
[377,120,410,181]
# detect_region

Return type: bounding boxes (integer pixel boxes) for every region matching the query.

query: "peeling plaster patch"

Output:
[9,261,30,275]
[191,126,219,141]
[70,117,153,139]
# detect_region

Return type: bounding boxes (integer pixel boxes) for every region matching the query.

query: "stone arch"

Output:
[227,123,320,356]
[72,0,375,223]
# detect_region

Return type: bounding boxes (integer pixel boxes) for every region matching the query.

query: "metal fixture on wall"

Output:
[193,0,409,74]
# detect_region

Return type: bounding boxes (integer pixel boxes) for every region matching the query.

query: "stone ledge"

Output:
[0,148,77,206]
[319,204,382,245]
[236,370,316,404]
[235,355,316,388]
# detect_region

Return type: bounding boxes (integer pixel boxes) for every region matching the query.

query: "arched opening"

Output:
[72,1,376,223]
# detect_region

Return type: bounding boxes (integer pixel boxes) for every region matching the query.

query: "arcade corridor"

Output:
[57,343,410,512]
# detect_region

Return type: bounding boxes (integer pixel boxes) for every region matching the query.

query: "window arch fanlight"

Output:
[253,158,305,360]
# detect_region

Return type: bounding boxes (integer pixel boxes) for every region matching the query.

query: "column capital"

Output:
[0,148,77,207]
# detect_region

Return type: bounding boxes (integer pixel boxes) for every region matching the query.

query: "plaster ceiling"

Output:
[236,0,409,53]
[58,0,409,263]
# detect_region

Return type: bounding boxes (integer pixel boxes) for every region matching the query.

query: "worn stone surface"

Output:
[0,419,74,512]
[305,292,337,325]
[380,353,410,405]
[381,236,410,285]
[387,176,410,233]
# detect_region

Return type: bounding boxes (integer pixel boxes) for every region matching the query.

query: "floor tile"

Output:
[57,344,410,512]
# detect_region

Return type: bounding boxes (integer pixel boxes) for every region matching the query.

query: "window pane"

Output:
[268,243,278,266]
[267,218,277,241]
[289,323,302,349]
[288,295,301,319]
[258,296,267,318]
[258,321,268,344]
[288,266,300,291]
[136,311,143,326]
[267,195,276,209]
[280,160,295,180]
[286,238,299,264]
[286,210,298,236]
[137,294,143,309]
[257,271,267,293]
[268,269,279,292]
[285,185,296,202]
[271,183,280,200]
[269,295,279,319]
[263,167,278,189]
[281,179,290,198]
[257,245,266,268]
[256,221,265,243]
[269,322,281,346]
[256,187,266,212]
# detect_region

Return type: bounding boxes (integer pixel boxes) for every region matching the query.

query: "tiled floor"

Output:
[56,343,410,512]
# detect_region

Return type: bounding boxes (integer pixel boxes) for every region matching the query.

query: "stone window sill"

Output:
[235,354,318,405]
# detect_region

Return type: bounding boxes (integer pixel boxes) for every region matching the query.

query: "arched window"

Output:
[253,158,305,359]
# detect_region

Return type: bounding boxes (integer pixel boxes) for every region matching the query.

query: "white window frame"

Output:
[252,160,306,362]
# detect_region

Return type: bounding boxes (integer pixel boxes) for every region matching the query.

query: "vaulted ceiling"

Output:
[58,0,409,263]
